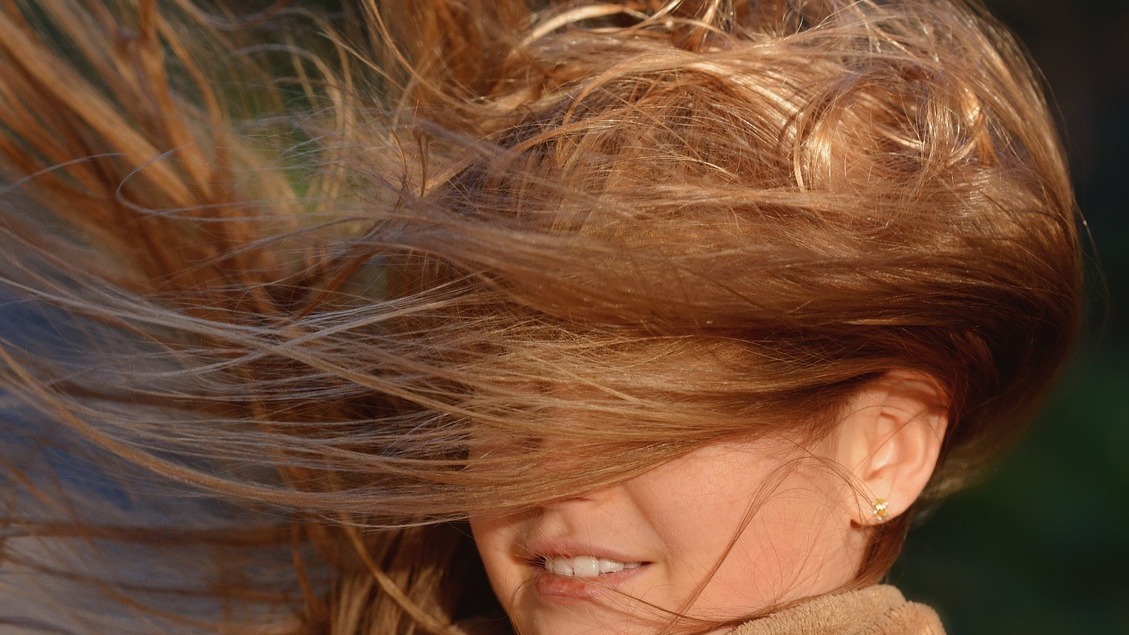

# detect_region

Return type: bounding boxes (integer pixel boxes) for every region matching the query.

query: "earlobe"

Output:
[836,371,949,526]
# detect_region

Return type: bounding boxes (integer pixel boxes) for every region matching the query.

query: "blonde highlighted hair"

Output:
[0,0,1080,633]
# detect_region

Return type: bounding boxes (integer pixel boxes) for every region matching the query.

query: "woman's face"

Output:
[469,434,868,635]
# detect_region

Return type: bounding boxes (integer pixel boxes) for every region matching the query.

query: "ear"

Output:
[833,371,949,526]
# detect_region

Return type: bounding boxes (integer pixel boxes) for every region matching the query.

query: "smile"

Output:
[542,555,644,578]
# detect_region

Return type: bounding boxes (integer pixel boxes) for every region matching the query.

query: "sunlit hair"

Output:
[0,0,1080,633]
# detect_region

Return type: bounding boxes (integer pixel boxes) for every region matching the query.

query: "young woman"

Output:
[0,0,1080,633]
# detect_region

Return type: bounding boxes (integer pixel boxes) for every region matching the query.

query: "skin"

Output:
[469,434,871,635]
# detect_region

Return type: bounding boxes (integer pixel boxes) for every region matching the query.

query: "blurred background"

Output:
[891,1,1129,633]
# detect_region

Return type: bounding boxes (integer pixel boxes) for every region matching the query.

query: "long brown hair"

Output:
[0,0,1081,633]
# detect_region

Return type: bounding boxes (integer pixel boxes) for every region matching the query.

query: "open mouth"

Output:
[541,555,645,578]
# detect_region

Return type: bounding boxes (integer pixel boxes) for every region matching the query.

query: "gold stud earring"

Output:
[872,498,890,522]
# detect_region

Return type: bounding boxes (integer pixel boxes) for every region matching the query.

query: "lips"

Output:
[543,554,644,577]
[525,541,651,600]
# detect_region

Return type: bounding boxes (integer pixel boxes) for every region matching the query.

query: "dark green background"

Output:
[892,1,1129,633]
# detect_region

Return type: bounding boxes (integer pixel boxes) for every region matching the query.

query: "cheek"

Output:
[634,456,858,615]
[700,478,861,611]
[468,515,504,569]
[468,515,521,604]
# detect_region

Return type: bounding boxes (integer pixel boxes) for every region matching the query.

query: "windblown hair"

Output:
[0,0,1080,633]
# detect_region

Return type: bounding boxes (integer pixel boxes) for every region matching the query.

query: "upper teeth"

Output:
[543,555,642,578]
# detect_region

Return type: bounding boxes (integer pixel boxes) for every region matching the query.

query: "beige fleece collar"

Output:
[727,585,944,635]
[455,585,944,635]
